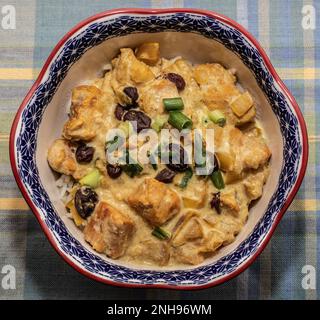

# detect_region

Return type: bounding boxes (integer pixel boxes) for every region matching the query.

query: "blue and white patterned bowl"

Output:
[10,8,308,289]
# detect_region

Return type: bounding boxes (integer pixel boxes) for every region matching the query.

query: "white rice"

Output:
[55,174,75,204]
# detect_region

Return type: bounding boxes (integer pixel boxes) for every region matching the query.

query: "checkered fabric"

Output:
[0,0,318,299]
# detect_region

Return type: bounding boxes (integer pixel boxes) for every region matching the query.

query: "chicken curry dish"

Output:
[47,42,271,267]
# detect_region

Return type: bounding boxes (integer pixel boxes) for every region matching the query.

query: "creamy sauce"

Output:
[47,43,271,267]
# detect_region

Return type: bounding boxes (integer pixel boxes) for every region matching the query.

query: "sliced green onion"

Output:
[157,144,162,157]
[147,150,158,170]
[122,163,143,177]
[151,115,168,132]
[152,226,171,240]
[208,110,226,127]
[121,150,143,177]
[211,170,225,189]
[168,111,193,130]
[106,135,120,152]
[79,168,101,188]
[180,168,193,188]
[195,148,207,168]
[163,97,184,111]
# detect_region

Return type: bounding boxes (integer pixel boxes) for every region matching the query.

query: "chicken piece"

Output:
[215,125,271,175]
[128,238,170,266]
[195,63,256,126]
[92,78,104,89]
[173,243,204,265]
[235,105,256,126]
[63,85,107,141]
[241,136,272,170]
[162,58,203,117]
[110,48,155,105]
[138,78,179,117]
[194,63,240,104]
[127,178,181,226]
[242,123,263,138]
[207,100,256,127]
[48,139,76,176]
[243,166,270,201]
[163,58,194,84]
[84,202,135,259]
[100,71,118,98]
[230,91,254,117]
[172,212,224,259]
[220,188,240,213]
[200,229,225,253]
[172,212,204,247]
[113,48,155,84]
[181,177,207,209]
[47,139,92,179]
[215,215,243,245]
[135,42,160,66]
[194,63,235,86]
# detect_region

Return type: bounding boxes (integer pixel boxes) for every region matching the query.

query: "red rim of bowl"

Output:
[9,8,309,290]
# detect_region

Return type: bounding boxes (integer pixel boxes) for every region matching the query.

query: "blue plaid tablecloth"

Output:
[0,0,318,300]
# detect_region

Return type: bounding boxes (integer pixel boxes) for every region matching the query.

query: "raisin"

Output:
[213,154,220,172]
[75,145,94,163]
[165,143,189,172]
[155,168,176,183]
[123,110,151,133]
[165,73,186,91]
[74,187,98,218]
[106,163,123,179]
[210,192,221,214]
[114,104,125,120]
[123,86,139,103]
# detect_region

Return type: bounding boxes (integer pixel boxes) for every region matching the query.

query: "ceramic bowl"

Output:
[10,8,308,289]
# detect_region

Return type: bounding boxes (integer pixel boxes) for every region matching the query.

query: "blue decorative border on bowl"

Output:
[15,13,302,286]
